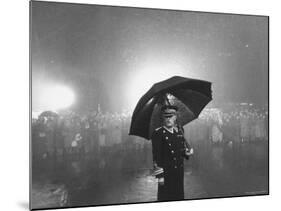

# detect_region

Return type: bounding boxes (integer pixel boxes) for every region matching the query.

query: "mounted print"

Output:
[30,1,269,210]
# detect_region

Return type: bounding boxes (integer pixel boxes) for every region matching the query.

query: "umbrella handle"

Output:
[164,93,171,106]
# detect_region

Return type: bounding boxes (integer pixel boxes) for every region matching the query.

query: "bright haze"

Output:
[31,2,268,113]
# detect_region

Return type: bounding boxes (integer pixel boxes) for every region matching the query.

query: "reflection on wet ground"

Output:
[32,164,268,209]
[32,141,268,209]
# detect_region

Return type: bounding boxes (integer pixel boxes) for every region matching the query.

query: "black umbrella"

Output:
[129,76,212,140]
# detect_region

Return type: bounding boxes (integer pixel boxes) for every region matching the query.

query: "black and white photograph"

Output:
[30,1,269,210]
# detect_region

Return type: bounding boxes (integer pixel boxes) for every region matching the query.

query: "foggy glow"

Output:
[126,62,186,110]
[38,84,75,111]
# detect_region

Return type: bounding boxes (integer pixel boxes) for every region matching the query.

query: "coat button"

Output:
[171,150,174,153]
[169,143,171,146]
[165,137,168,140]
[175,166,177,169]
[173,157,176,160]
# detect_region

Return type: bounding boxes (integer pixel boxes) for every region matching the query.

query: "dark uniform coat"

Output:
[151,126,191,201]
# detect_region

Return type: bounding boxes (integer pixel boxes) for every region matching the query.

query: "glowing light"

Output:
[126,62,186,111]
[38,84,75,111]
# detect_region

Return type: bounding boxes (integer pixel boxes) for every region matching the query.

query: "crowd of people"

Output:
[32,109,151,182]
[32,103,268,186]
[185,104,268,182]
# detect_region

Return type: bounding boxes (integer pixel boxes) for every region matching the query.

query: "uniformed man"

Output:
[151,105,193,201]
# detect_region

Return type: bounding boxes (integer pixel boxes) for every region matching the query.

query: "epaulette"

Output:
[155,126,162,131]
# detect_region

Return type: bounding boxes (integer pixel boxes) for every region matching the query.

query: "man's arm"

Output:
[151,129,162,167]
[151,129,164,183]
[179,126,194,159]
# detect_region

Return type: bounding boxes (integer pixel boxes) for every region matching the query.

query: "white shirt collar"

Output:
[163,126,178,134]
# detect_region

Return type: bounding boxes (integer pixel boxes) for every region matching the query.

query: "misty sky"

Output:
[31,1,268,112]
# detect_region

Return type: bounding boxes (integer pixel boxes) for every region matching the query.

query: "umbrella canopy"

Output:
[129,76,212,140]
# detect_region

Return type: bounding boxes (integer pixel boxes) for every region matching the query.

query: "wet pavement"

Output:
[32,164,268,209]
[32,141,268,209]
[63,168,209,207]
[32,167,208,209]
[69,163,266,207]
